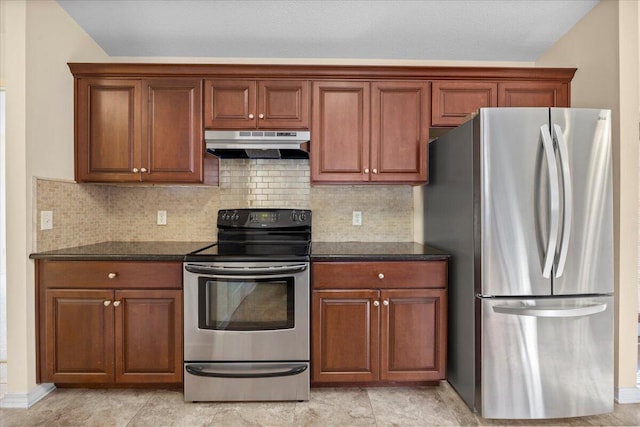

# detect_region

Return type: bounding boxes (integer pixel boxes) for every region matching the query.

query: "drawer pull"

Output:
[383,299,389,306]
[378,273,385,279]
[108,272,117,279]
[103,300,111,307]
[373,300,380,307]
[113,301,121,307]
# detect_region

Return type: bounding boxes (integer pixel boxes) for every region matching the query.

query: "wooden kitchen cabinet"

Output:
[311,261,447,384]
[431,80,571,127]
[204,79,310,129]
[75,78,203,183]
[311,81,429,184]
[37,260,183,385]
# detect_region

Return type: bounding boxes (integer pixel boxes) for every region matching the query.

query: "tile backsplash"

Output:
[35,159,413,251]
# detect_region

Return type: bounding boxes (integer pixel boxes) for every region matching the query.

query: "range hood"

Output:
[205,130,310,159]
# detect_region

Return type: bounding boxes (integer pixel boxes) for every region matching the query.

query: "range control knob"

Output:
[222,211,231,221]
[299,213,307,222]
[291,212,299,222]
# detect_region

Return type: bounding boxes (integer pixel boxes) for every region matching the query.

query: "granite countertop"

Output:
[310,241,450,261]
[29,241,212,261]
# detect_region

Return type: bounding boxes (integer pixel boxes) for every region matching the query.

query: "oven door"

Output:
[183,262,309,362]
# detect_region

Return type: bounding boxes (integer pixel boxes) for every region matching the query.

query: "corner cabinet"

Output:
[204,79,310,129]
[311,261,447,384]
[75,78,203,183]
[311,81,429,184]
[36,260,183,385]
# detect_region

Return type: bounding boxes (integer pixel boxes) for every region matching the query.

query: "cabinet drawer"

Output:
[37,260,182,289]
[312,261,447,289]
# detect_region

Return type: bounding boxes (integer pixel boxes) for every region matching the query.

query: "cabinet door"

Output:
[371,81,429,183]
[76,78,142,182]
[142,79,203,182]
[43,289,115,383]
[498,81,569,107]
[115,290,183,383]
[311,81,371,183]
[431,81,497,127]
[312,289,379,383]
[380,289,447,382]
[257,80,309,129]
[203,79,256,129]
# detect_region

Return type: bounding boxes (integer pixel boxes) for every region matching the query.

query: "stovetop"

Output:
[185,208,311,263]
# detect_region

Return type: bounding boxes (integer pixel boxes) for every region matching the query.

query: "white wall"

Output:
[1,0,107,404]
[537,0,640,399]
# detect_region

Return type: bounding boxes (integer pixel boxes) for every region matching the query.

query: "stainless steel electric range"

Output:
[183,208,311,402]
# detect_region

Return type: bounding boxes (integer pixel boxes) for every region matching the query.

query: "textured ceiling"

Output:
[57,0,599,61]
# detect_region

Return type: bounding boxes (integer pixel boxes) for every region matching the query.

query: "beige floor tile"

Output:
[211,401,296,426]
[129,389,219,427]
[293,387,375,426]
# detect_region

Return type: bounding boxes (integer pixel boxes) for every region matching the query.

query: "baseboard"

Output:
[0,383,55,408]
[615,386,640,404]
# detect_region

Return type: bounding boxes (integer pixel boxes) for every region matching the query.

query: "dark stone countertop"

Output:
[310,241,450,261]
[29,241,212,261]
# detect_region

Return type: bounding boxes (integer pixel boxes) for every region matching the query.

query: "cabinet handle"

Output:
[383,299,389,306]
[259,113,264,119]
[248,114,255,119]
[113,301,121,307]
[132,168,139,173]
[108,272,117,279]
[373,300,380,307]
[103,300,111,307]
[378,273,385,279]
[373,169,378,174]
[364,168,370,174]
[140,167,147,173]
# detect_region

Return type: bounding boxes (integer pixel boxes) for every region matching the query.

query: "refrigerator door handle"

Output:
[539,125,561,279]
[553,124,572,278]
[493,302,606,318]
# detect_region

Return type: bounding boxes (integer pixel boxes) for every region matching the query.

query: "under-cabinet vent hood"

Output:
[205,130,310,159]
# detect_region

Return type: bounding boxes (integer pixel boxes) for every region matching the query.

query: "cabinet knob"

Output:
[373,169,378,174]
[113,301,121,307]
[140,167,147,173]
[373,300,380,307]
[108,272,117,279]
[132,168,139,173]
[383,299,389,306]
[378,273,385,279]
[259,113,264,119]
[103,300,111,307]
[248,114,255,119]
[364,168,370,174]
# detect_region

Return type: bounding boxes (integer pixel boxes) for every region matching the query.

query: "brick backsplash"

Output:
[36,160,413,250]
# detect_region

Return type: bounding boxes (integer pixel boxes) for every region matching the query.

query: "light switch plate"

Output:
[157,210,167,225]
[41,211,53,230]
[352,211,362,226]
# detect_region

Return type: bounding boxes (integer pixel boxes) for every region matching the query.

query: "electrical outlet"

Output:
[157,210,167,225]
[352,211,362,226]
[41,211,53,230]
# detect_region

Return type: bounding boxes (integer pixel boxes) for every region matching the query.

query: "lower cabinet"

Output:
[37,260,183,385]
[311,261,447,384]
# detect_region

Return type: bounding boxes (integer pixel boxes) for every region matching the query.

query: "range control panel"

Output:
[217,209,311,229]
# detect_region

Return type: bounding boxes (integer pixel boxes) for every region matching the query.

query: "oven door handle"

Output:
[185,363,308,379]
[184,263,308,276]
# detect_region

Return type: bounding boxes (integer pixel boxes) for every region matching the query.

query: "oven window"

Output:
[198,277,294,330]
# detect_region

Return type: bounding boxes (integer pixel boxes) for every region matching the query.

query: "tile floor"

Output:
[1,382,640,427]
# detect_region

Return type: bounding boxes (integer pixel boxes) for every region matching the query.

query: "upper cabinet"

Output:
[204,80,310,129]
[75,78,203,183]
[431,79,570,127]
[311,80,429,184]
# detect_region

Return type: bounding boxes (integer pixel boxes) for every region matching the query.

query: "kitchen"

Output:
[2,0,640,425]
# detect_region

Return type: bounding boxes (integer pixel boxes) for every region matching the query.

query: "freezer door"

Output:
[480,296,613,419]
[479,108,553,296]
[550,108,613,295]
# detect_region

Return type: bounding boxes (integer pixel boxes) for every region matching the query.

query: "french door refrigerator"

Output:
[424,108,613,419]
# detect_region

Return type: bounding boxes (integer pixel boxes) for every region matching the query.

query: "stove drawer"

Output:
[312,261,447,289]
[38,260,182,289]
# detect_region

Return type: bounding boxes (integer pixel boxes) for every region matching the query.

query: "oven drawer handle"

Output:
[184,264,308,276]
[185,363,308,379]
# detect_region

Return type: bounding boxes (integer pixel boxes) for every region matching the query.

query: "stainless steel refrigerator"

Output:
[424,108,613,419]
